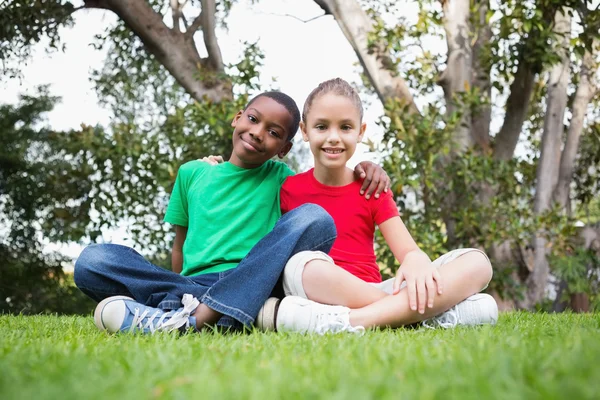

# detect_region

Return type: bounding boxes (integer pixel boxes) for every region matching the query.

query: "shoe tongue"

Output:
[188,316,198,332]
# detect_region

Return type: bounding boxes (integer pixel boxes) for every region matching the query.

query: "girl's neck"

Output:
[312,164,353,186]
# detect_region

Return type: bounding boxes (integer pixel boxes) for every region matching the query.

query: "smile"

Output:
[241,138,262,152]
[322,149,344,154]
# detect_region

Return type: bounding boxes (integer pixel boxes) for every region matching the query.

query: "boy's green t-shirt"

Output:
[164,159,294,276]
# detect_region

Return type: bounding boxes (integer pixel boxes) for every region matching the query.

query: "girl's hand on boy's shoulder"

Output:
[199,155,224,166]
[354,161,390,200]
[393,255,443,315]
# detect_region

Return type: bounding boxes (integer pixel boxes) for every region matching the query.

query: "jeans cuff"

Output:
[157,300,182,310]
[201,294,254,327]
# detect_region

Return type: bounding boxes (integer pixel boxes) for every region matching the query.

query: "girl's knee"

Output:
[303,259,336,281]
[471,251,493,288]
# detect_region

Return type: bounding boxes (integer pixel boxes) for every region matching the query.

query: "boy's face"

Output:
[229,96,293,169]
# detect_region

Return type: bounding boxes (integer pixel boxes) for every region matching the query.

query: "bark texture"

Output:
[470,0,492,152]
[439,0,474,152]
[528,9,572,307]
[84,0,231,102]
[554,42,599,208]
[313,0,419,114]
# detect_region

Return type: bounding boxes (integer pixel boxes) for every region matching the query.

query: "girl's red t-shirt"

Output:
[280,169,399,282]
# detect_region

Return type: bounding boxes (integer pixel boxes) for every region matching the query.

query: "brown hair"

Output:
[302,78,364,123]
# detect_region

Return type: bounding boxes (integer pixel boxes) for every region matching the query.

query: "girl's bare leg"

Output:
[302,260,389,308]
[301,252,492,329]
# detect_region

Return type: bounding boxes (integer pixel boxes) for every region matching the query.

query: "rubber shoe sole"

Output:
[256,297,280,332]
[94,296,133,332]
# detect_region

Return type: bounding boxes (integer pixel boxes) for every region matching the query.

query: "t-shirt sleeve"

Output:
[275,162,295,215]
[163,162,198,226]
[372,190,400,225]
[276,162,296,185]
[280,177,292,214]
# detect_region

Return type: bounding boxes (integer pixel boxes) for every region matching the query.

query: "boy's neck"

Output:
[228,154,264,169]
[312,164,353,186]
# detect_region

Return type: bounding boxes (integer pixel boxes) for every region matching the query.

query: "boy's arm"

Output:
[379,217,443,314]
[198,156,391,199]
[171,225,188,274]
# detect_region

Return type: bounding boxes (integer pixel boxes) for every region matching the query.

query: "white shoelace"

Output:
[422,308,459,329]
[314,312,365,335]
[129,294,200,333]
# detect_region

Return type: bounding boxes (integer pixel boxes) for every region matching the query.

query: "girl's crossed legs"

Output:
[280,249,494,329]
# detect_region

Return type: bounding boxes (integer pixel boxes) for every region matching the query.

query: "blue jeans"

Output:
[74,204,336,328]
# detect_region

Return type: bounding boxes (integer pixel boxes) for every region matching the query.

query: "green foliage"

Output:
[0,6,273,306]
[0,87,96,314]
[2,313,600,399]
[0,0,76,80]
[83,23,270,257]
[550,246,600,309]
[361,0,600,305]
[574,121,600,214]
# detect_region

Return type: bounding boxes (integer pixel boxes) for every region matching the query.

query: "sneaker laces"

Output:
[129,294,199,333]
[314,311,365,335]
[422,307,459,329]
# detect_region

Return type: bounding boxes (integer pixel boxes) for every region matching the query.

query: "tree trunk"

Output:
[554,44,599,208]
[470,0,492,152]
[84,0,231,103]
[312,0,419,114]
[527,9,572,307]
[492,63,537,161]
[439,0,473,152]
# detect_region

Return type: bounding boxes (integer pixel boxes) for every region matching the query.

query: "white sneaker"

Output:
[275,296,364,335]
[255,297,280,332]
[423,293,498,329]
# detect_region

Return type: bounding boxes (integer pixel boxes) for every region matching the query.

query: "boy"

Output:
[74,91,388,333]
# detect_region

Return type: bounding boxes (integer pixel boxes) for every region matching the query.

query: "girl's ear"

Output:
[358,122,367,142]
[278,142,293,159]
[231,110,244,127]
[300,121,309,142]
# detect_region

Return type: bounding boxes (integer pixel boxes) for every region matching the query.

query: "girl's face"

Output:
[301,93,366,170]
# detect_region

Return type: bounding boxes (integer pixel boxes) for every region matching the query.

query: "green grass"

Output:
[1,312,599,400]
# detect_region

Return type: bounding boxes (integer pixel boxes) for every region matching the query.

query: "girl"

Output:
[266,78,497,334]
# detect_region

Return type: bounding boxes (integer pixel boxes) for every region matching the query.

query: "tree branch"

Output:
[263,12,327,24]
[470,0,492,152]
[85,0,230,102]
[554,39,599,208]
[198,0,223,72]
[312,0,419,114]
[439,0,473,151]
[493,3,560,161]
[493,55,537,161]
[170,0,181,33]
[187,13,203,36]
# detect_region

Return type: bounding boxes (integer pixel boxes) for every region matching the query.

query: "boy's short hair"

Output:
[245,91,300,142]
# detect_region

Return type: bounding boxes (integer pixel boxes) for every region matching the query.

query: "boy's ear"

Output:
[231,110,244,127]
[300,121,309,142]
[278,142,293,159]
[358,122,367,142]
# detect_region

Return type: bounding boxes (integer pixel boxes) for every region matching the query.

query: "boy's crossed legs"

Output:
[74,203,337,333]
[265,249,496,333]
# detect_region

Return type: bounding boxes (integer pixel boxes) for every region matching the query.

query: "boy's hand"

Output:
[199,155,224,165]
[354,161,390,199]
[393,254,443,314]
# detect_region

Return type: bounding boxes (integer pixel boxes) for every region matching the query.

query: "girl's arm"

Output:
[171,225,188,274]
[379,217,443,314]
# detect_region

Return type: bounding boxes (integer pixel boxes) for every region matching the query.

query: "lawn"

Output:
[1,312,599,400]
